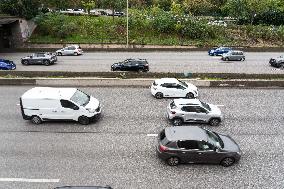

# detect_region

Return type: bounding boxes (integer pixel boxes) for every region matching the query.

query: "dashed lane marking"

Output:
[0,178,60,183]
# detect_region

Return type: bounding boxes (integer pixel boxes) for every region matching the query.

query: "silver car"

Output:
[56,45,83,56]
[167,99,223,126]
[221,50,245,61]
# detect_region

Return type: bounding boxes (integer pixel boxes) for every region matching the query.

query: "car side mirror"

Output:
[72,105,79,110]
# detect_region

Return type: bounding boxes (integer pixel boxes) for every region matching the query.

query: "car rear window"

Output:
[160,130,170,145]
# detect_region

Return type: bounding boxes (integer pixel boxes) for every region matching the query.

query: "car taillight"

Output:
[171,111,176,114]
[159,145,168,152]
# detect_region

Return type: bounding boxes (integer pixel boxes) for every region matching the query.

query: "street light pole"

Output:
[126,0,129,48]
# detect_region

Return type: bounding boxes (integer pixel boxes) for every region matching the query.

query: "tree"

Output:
[81,0,96,14]
[0,0,41,19]
[183,0,214,15]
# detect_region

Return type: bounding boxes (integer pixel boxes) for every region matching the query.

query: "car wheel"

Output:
[74,52,78,56]
[31,116,42,124]
[241,57,245,61]
[280,64,284,70]
[22,60,29,65]
[78,116,90,125]
[186,92,194,99]
[209,118,220,126]
[172,118,183,126]
[225,57,229,61]
[167,157,180,166]
[57,52,62,56]
[155,92,163,99]
[43,60,50,66]
[220,157,235,167]
[138,69,143,73]
[213,53,217,56]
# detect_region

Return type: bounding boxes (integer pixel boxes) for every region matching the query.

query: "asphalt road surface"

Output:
[0,86,283,189]
[0,51,284,74]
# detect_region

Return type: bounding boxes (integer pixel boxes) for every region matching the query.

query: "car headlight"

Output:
[86,108,96,113]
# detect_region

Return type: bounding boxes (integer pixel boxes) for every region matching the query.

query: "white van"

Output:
[20,87,101,125]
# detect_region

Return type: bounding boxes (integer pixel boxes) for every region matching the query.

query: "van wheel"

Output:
[155,92,163,99]
[31,116,42,124]
[173,118,183,126]
[209,118,220,126]
[78,116,90,125]
[186,92,194,99]
[167,157,180,166]
[220,157,235,167]
[43,60,50,66]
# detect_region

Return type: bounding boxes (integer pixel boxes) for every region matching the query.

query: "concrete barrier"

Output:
[0,77,283,88]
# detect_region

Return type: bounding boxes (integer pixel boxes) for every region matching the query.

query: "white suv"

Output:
[151,78,198,99]
[167,99,223,126]
[56,45,83,56]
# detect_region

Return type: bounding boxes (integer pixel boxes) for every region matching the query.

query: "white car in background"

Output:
[56,45,83,56]
[151,78,198,99]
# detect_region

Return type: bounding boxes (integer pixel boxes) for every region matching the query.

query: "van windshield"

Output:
[70,90,90,107]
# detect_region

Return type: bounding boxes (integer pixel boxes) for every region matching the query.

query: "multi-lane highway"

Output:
[0,51,283,73]
[0,86,283,189]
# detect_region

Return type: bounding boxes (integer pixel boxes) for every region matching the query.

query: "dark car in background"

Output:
[21,52,57,66]
[111,58,149,72]
[156,126,241,167]
[0,59,16,70]
[208,47,232,56]
[269,55,284,68]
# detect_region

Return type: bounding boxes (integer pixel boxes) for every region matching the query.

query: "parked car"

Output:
[108,11,124,16]
[156,126,241,167]
[21,52,57,66]
[221,50,245,61]
[166,99,223,126]
[56,45,83,56]
[20,87,101,125]
[0,59,16,70]
[208,47,232,56]
[269,55,284,68]
[151,78,198,99]
[208,20,227,27]
[111,58,149,72]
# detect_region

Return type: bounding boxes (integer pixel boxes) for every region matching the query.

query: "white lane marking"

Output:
[0,178,60,183]
[147,134,158,137]
[16,104,20,106]
[216,105,225,107]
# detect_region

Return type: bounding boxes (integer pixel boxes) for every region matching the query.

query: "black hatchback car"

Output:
[156,126,241,167]
[111,58,149,72]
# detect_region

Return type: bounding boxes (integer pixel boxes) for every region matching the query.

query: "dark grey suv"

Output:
[156,126,241,167]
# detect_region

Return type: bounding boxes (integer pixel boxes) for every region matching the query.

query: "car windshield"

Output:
[200,100,211,111]
[70,90,90,107]
[178,80,188,87]
[206,130,223,148]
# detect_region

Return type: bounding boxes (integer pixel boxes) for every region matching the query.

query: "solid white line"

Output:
[216,105,225,107]
[147,134,158,137]
[0,178,60,183]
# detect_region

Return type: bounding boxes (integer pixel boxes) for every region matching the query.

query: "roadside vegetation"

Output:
[1,0,284,47]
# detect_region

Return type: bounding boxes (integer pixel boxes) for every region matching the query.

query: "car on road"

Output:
[156,126,241,167]
[56,45,83,56]
[167,99,223,126]
[151,78,198,99]
[21,52,57,66]
[208,20,227,27]
[208,47,232,56]
[111,58,149,72]
[0,59,16,70]
[269,55,284,68]
[221,50,245,61]
[20,87,101,125]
